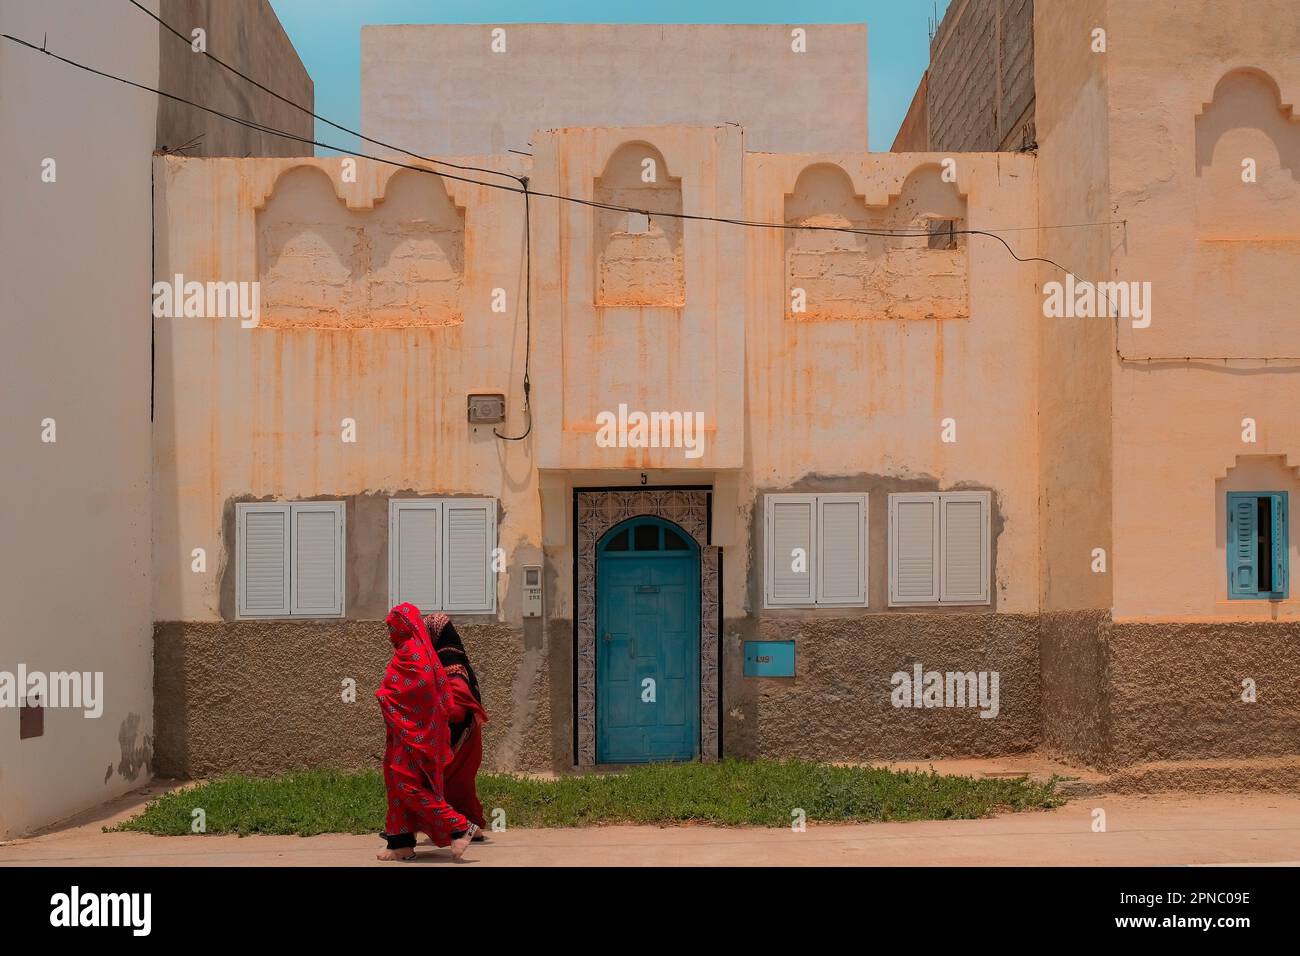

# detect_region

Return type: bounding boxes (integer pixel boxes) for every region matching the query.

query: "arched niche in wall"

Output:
[874,163,969,321]
[1194,67,1300,240]
[783,162,876,321]
[593,141,685,308]
[784,162,968,321]
[257,164,466,328]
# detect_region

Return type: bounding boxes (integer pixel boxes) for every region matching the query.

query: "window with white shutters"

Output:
[237,501,345,618]
[389,500,440,611]
[388,498,497,613]
[238,504,290,617]
[889,491,990,606]
[764,493,867,608]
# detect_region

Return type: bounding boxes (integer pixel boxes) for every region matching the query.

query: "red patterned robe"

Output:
[377,603,468,847]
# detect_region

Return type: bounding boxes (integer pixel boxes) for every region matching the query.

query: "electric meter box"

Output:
[522,565,543,618]
[467,393,506,424]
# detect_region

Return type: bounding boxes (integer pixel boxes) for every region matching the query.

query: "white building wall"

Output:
[0,0,157,837]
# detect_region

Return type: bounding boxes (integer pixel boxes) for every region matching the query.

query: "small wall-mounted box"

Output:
[468,393,506,424]
[743,640,796,678]
[522,565,543,618]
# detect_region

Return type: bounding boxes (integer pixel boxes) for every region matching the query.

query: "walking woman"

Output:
[376,603,479,861]
[426,613,489,835]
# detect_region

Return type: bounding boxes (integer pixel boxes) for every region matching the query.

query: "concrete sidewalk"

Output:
[2,784,1298,866]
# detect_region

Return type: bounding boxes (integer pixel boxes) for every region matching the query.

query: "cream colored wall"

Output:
[152,156,540,622]
[154,141,1044,626]
[0,0,157,838]
[530,125,745,472]
[361,24,869,155]
[738,151,1042,617]
[1102,0,1300,619]
[1033,0,1114,613]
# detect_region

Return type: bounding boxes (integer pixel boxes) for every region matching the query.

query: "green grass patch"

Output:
[112,760,1062,836]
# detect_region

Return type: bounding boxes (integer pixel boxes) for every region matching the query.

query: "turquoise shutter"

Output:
[1271,493,1288,597]
[1227,493,1258,598]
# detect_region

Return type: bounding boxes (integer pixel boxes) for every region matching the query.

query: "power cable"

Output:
[125,0,525,186]
[11,31,1278,378]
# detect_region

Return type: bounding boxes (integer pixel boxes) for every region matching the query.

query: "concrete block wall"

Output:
[927,0,1035,153]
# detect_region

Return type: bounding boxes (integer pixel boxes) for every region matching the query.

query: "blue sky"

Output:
[267,0,950,154]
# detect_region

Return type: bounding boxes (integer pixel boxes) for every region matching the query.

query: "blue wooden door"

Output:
[597,518,699,763]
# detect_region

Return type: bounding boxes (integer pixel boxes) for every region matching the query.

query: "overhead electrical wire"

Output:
[2,32,1115,247]
[126,0,526,186]
[495,182,533,441]
[13,28,1269,387]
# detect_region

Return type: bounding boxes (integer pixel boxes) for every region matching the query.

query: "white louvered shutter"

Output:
[817,494,868,606]
[766,494,816,606]
[890,493,940,604]
[389,501,441,611]
[291,502,344,616]
[940,492,990,604]
[238,503,290,617]
[442,499,496,612]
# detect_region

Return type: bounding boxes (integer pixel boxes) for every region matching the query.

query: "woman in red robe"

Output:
[376,603,479,861]
[426,613,489,836]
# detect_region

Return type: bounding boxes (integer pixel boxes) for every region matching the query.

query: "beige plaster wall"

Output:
[1104,0,1300,619]
[530,125,746,473]
[152,156,541,623]
[738,151,1042,619]
[361,24,869,155]
[1033,0,1113,613]
[0,0,157,837]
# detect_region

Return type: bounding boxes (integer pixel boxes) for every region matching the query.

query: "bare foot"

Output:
[451,824,478,860]
[375,847,417,862]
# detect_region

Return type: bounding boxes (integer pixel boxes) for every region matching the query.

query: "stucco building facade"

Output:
[5,3,1298,839]
[148,7,1300,787]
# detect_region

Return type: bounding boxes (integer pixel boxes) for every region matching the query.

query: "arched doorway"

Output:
[596,516,700,762]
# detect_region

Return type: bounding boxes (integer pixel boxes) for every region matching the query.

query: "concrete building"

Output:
[5,3,1299,838]
[0,0,311,839]
[150,6,1300,788]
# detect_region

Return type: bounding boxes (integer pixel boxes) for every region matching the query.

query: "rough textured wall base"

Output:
[722,613,1041,761]
[155,615,1300,779]
[154,620,555,778]
[1039,609,1111,766]
[1041,613,1300,772]
[1108,620,1300,769]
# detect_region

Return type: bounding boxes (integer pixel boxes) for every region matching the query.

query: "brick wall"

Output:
[925,0,1035,153]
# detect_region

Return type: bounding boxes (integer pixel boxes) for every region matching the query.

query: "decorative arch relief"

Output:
[1195,67,1300,240]
[593,142,686,308]
[785,162,969,322]
[256,165,466,328]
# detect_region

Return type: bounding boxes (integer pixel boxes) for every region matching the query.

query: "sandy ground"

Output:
[2,776,1298,866]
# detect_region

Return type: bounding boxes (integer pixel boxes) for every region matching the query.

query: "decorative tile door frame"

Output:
[575,488,720,766]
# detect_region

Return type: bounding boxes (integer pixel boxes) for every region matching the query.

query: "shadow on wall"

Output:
[257,166,466,327]
[594,141,685,308]
[784,163,968,321]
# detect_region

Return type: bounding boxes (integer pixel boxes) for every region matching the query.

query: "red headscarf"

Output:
[376,603,456,778]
